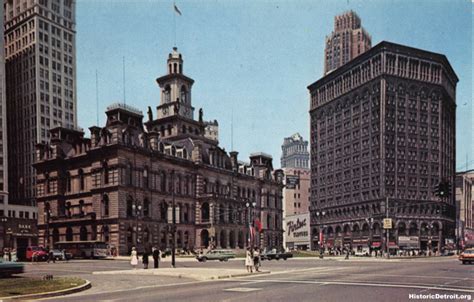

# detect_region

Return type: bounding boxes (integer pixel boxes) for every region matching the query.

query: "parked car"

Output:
[196,249,236,262]
[26,246,48,261]
[51,249,66,261]
[260,249,293,261]
[0,259,24,277]
[459,248,474,264]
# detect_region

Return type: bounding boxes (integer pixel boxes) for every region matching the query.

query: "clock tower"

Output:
[156,47,195,119]
[145,47,211,143]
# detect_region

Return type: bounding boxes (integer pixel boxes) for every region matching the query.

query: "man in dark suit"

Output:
[152,247,160,269]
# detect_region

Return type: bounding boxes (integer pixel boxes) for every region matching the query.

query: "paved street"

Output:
[17,256,473,302]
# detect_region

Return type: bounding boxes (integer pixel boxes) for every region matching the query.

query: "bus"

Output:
[54,241,108,259]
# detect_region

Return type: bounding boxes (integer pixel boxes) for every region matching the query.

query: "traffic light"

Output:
[433,182,441,197]
[434,180,451,198]
[439,181,447,197]
[446,181,452,197]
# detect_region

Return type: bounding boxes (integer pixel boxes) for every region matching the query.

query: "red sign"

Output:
[371,242,381,248]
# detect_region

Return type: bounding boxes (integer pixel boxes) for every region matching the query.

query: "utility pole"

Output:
[385,196,390,259]
[171,170,176,268]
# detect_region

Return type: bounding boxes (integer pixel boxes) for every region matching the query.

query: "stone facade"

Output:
[309,41,458,253]
[34,48,284,255]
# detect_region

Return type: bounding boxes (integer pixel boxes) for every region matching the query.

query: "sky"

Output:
[76,0,473,171]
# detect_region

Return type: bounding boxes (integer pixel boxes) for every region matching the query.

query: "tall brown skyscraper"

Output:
[4,0,77,205]
[324,11,371,75]
[309,41,458,253]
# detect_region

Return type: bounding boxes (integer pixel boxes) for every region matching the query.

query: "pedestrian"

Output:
[245,248,253,273]
[345,248,350,260]
[47,249,55,263]
[143,250,149,269]
[253,248,261,272]
[152,247,160,269]
[130,247,138,269]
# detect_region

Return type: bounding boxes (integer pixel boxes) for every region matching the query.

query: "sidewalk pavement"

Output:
[92,267,269,281]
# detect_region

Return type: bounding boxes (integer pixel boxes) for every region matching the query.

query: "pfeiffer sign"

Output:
[285,213,310,243]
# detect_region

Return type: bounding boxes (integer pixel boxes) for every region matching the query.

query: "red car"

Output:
[26,246,48,261]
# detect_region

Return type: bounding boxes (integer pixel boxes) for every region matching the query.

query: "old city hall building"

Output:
[34,48,284,255]
[309,41,457,252]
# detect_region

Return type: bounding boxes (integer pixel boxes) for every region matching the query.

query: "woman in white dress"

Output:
[245,248,253,273]
[130,247,138,269]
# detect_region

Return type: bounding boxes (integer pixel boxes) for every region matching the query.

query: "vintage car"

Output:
[260,249,293,261]
[459,248,474,264]
[196,249,236,262]
[0,259,24,277]
[26,246,49,261]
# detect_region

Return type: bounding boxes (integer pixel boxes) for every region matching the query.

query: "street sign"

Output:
[383,218,392,229]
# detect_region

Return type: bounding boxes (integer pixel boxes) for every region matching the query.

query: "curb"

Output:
[0,279,91,301]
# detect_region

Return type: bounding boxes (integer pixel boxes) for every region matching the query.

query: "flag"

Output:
[254,218,263,233]
[249,226,255,243]
[174,3,182,16]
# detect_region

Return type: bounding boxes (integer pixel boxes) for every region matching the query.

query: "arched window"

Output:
[201,202,210,221]
[102,194,109,217]
[180,86,187,103]
[52,228,60,243]
[66,227,73,241]
[80,226,88,241]
[79,200,85,216]
[164,85,171,102]
[173,63,177,73]
[78,169,85,191]
[127,196,133,217]
[143,198,150,217]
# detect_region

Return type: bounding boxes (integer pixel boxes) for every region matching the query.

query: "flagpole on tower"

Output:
[173,1,176,47]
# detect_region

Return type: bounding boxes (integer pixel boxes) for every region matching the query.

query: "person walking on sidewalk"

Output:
[47,248,55,263]
[142,250,149,269]
[152,247,160,269]
[130,247,139,269]
[253,248,261,272]
[245,248,254,273]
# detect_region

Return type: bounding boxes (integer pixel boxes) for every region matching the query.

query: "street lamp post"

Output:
[43,209,51,249]
[171,170,176,268]
[316,211,326,258]
[246,200,257,248]
[132,202,142,249]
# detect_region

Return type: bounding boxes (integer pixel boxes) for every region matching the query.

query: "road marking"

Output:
[226,278,474,293]
[224,287,261,292]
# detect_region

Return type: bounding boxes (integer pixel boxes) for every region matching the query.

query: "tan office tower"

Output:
[4,0,77,205]
[324,11,371,75]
